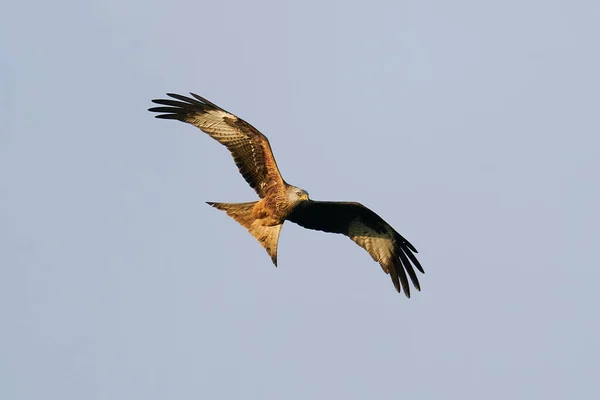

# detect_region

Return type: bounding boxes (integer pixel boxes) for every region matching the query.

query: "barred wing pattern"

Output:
[149,93,285,198]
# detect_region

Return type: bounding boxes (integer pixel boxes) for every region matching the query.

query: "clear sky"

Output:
[1,1,599,399]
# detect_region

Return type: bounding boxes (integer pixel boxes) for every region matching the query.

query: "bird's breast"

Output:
[252,198,286,226]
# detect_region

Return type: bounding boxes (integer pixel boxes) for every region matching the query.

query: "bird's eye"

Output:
[296,191,302,196]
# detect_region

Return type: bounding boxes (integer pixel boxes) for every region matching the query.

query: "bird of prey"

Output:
[149,93,424,297]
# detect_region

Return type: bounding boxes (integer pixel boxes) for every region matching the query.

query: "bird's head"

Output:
[287,185,310,205]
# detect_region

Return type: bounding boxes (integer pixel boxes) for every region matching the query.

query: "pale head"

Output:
[285,185,310,206]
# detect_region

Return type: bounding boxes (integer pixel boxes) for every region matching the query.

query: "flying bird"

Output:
[149,93,424,297]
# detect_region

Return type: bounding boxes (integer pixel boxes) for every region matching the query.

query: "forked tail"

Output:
[206,201,283,266]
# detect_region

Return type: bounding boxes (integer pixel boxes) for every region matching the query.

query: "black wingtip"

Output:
[405,250,425,274]
[189,92,224,110]
[402,285,411,298]
[148,106,182,113]
[390,269,401,293]
[404,240,418,254]
[398,250,421,291]
[166,92,184,99]
[166,92,205,107]
[153,114,184,120]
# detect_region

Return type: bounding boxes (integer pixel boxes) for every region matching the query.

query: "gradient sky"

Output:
[2,1,599,399]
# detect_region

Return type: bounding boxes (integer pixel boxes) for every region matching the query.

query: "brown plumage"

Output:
[149,92,424,297]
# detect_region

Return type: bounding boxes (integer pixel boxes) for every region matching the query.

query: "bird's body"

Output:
[149,93,424,297]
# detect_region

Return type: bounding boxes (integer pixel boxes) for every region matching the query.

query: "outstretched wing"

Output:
[149,93,285,198]
[287,200,424,297]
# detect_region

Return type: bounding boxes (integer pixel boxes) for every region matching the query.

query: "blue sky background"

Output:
[1,1,599,398]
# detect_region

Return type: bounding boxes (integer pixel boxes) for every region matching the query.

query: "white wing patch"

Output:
[186,109,238,137]
[185,110,264,169]
[348,219,396,273]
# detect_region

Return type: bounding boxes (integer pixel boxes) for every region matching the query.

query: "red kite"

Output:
[149,93,424,297]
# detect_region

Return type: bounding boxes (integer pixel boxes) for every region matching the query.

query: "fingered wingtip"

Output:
[402,283,411,299]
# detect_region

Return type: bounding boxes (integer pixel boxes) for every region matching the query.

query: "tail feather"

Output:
[207,202,283,266]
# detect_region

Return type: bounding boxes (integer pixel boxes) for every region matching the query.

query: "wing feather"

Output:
[149,93,284,198]
[398,249,420,291]
[287,200,423,297]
